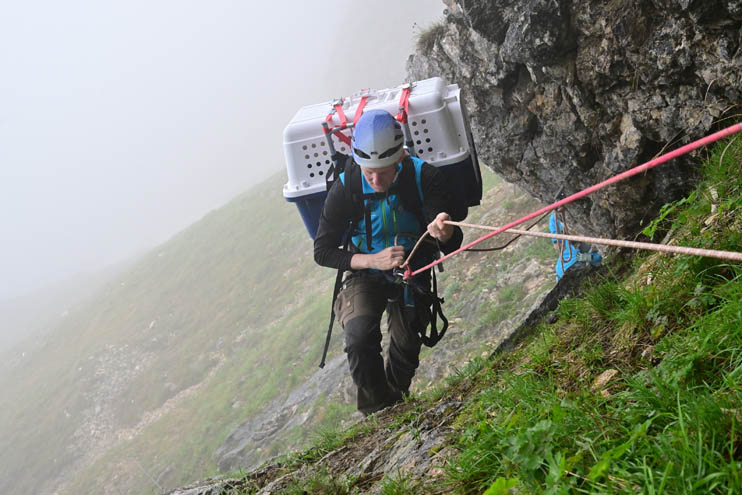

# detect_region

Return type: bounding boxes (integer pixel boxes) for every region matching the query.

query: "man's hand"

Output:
[350,245,405,271]
[427,212,454,243]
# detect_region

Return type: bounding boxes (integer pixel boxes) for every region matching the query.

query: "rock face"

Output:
[215,353,355,473]
[409,0,742,238]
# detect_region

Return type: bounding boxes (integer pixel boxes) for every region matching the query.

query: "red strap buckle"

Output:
[395,83,412,124]
[324,94,370,148]
[324,99,352,146]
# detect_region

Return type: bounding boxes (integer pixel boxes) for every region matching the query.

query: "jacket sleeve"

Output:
[419,163,464,255]
[313,178,355,271]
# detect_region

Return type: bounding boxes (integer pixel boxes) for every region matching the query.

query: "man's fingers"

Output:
[391,248,404,266]
[373,246,406,270]
[427,212,453,242]
[428,221,444,238]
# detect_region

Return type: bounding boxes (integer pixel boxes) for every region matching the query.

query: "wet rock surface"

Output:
[408,0,742,239]
[215,353,355,473]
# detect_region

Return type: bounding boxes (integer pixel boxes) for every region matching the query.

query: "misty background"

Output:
[0,1,444,346]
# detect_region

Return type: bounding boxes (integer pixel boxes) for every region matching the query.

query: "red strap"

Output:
[395,85,411,123]
[333,101,352,146]
[323,112,333,134]
[324,93,369,148]
[353,95,368,125]
[334,101,348,128]
[324,99,352,146]
[335,130,352,146]
[323,112,351,145]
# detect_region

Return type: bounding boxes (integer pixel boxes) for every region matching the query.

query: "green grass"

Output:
[480,284,527,328]
[416,19,448,52]
[0,172,348,495]
[444,136,742,494]
[282,468,357,495]
[521,235,558,263]
[231,135,742,495]
[381,470,421,494]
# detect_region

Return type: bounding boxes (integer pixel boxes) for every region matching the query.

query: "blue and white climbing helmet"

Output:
[351,109,405,168]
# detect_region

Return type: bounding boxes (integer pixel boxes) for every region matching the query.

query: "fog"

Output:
[0,0,445,303]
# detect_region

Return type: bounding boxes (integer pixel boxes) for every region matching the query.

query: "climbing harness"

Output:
[318,156,450,368]
[306,84,742,367]
[310,79,484,368]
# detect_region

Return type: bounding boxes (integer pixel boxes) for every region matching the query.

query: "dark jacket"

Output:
[313,155,464,272]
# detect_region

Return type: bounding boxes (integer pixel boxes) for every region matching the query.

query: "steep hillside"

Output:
[213,168,555,475]
[0,172,331,494]
[167,124,742,495]
[0,166,555,495]
[4,2,740,493]
[0,259,132,357]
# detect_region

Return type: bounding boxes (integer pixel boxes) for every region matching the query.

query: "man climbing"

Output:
[314,109,463,415]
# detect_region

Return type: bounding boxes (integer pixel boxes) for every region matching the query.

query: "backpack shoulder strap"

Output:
[342,159,374,252]
[320,156,362,368]
[397,156,425,230]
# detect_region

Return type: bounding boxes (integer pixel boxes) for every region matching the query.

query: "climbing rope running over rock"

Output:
[405,122,742,280]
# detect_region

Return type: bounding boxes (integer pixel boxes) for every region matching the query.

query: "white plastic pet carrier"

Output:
[282,76,481,238]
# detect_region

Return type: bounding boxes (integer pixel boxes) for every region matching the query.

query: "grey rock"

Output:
[215,353,354,472]
[409,0,742,239]
[165,477,240,495]
[495,263,606,356]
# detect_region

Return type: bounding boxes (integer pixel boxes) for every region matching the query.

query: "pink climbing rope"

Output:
[406,122,742,279]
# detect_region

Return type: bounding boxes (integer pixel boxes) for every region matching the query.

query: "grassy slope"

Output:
[0,155,531,495]
[0,172,337,494]
[0,164,535,495]
[441,137,742,494]
[5,131,739,494]
[61,175,342,494]
[237,136,742,494]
